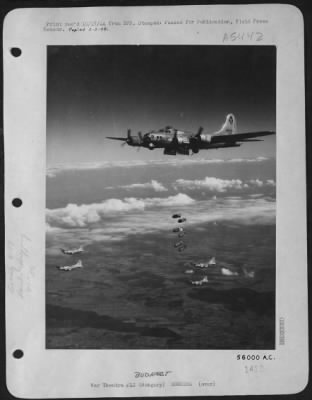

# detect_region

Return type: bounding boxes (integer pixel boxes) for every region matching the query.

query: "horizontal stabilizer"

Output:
[211,130,275,144]
[237,139,263,142]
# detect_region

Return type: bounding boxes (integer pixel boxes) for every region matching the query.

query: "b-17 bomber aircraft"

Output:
[60,246,84,255]
[191,276,209,286]
[106,114,275,156]
[57,260,83,271]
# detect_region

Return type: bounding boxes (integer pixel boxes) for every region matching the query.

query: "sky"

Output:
[46,45,276,165]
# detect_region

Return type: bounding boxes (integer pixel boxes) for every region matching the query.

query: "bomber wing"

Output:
[106,129,144,147]
[106,137,127,141]
[210,131,275,144]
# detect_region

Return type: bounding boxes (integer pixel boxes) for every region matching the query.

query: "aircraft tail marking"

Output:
[215,113,237,135]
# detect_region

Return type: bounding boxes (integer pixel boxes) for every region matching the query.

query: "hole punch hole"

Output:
[12,198,22,207]
[10,47,22,57]
[13,349,24,359]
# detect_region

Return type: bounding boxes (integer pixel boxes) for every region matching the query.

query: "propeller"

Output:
[138,131,143,143]
[120,129,132,146]
[172,130,179,146]
[126,129,132,144]
[190,126,203,154]
[196,126,203,138]
[107,129,145,148]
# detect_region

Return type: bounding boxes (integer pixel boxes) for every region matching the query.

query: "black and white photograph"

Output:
[4,3,308,397]
[46,45,276,350]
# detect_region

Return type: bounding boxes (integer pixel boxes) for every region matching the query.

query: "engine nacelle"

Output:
[164,148,176,155]
[130,137,141,146]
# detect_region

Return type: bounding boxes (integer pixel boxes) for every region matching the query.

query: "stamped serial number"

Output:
[237,354,274,361]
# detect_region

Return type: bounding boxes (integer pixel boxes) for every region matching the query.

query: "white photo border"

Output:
[4,4,307,397]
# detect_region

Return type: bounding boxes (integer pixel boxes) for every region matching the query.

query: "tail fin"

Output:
[215,114,237,135]
[76,260,82,267]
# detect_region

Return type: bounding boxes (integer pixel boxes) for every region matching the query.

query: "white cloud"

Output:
[46,193,195,228]
[47,199,144,228]
[174,177,245,192]
[221,267,239,276]
[174,177,276,193]
[188,198,276,226]
[46,197,275,257]
[248,179,276,188]
[266,179,276,186]
[130,180,168,192]
[248,179,264,187]
[46,156,271,177]
[225,196,242,200]
[230,156,268,163]
[107,179,168,192]
[146,192,194,207]
[45,223,62,233]
[46,195,275,245]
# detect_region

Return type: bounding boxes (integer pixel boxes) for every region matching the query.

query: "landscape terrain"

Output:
[46,156,276,349]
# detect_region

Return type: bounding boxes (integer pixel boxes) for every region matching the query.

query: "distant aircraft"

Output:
[106,114,275,156]
[185,269,194,274]
[221,267,239,276]
[61,246,84,255]
[243,268,255,278]
[57,260,83,271]
[195,257,216,268]
[178,218,187,223]
[191,276,209,286]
